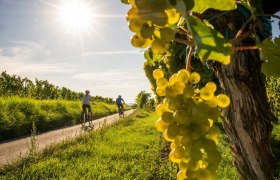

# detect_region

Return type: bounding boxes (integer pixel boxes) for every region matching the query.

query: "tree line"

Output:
[0,71,114,104]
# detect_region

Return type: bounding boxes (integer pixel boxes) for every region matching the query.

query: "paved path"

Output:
[0,109,135,166]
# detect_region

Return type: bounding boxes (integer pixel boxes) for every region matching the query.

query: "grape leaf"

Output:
[258,37,280,77]
[237,0,256,14]
[187,16,233,64]
[144,49,155,66]
[192,0,237,13]
[120,0,129,5]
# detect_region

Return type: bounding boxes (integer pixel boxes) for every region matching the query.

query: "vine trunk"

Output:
[202,8,278,179]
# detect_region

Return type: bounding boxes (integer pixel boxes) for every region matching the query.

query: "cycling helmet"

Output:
[118,95,121,98]
[85,90,90,93]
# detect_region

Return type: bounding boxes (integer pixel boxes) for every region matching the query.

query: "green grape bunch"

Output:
[153,68,230,180]
[127,0,180,54]
[124,1,232,179]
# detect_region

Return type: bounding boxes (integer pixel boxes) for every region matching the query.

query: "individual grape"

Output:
[179,161,188,172]
[156,103,168,116]
[208,126,220,144]
[205,82,217,92]
[173,110,191,125]
[208,126,220,137]
[174,136,182,146]
[151,39,166,54]
[163,131,173,142]
[169,150,181,163]
[206,97,218,108]
[156,87,166,96]
[140,22,154,38]
[201,138,216,153]
[165,86,178,98]
[156,77,169,88]
[174,146,186,159]
[207,108,221,120]
[166,8,180,24]
[169,73,178,85]
[153,69,164,80]
[172,81,185,95]
[131,34,152,48]
[217,94,230,108]
[164,97,180,111]
[160,27,174,42]
[128,18,146,32]
[150,10,168,27]
[155,118,168,132]
[183,85,194,98]
[181,135,192,146]
[200,87,214,101]
[207,149,222,164]
[190,148,202,162]
[127,7,139,21]
[177,171,187,180]
[178,124,189,136]
[189,72,201,84]
[187,160,200,171]
[161,111,174,123]
[191,103,209,119]
[167,123,179,138]
[177,69,189,83]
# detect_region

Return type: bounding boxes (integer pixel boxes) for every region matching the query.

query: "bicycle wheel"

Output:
[80,111,86,127]
[121,110,125,117]
[88,111,94,128]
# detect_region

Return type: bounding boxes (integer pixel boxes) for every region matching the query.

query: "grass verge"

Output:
[0,97,118,141]
[0,110,177,179]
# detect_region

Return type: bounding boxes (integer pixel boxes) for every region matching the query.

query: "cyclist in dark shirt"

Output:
[116,95,125,112]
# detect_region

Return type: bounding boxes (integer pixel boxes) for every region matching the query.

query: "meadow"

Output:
[0,110,178,179]
[0,97,118,141]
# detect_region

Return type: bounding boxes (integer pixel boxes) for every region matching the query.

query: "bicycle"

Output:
[118,106,125,118]
[80,109,94,130]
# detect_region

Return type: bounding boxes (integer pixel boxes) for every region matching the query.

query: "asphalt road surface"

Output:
[0,109,135,166]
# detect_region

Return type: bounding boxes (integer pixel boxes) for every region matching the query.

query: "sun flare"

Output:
[58,0,94,33]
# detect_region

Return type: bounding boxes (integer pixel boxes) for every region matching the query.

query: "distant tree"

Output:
[135,91,151,108]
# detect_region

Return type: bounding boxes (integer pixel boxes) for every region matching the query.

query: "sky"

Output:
[0,1,279,104]
[0,0,152,103]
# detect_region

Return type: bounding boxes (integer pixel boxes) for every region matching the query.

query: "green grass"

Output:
[0,110,177,179]
[0,109,279,179]
[272,121,280,179]
[0,97,118,141]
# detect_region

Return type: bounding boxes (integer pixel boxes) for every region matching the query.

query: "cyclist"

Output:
[116,95,125,113]
[82,90,92,116]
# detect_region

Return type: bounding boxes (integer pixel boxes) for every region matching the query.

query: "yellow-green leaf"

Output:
[258,37,280,77]
[187,16,233,64]
[192,0,237,13]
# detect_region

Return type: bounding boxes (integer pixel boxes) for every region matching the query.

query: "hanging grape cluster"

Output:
[153,68,230,180]
[127,0,180,54]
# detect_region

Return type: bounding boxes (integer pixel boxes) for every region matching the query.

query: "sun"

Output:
[57,0,94,33]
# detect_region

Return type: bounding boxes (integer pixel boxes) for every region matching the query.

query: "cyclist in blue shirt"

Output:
[116,95,125,112]
[82,90,92,114]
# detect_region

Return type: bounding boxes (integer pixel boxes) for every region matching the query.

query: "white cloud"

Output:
[0,40,77,75]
